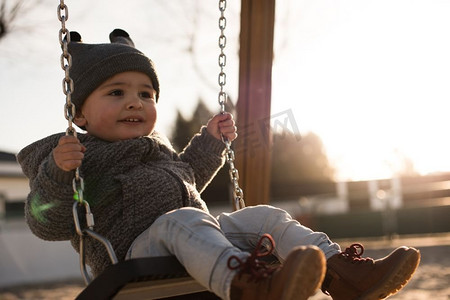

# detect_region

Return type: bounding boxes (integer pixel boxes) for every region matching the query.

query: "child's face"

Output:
[74,71,157,142]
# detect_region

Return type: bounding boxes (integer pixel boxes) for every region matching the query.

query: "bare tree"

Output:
[147,0,240,94]
[0,0,44,41]
[0,0,23,40]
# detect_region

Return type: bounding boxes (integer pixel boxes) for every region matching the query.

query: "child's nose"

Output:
[126,95,143,110]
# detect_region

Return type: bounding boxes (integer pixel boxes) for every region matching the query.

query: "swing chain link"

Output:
[58,0,83,199]
[218,0,245,210]
[58,2,109,284]
[58,1,76,136]
[218,0,228,114]
[58,1,90,222]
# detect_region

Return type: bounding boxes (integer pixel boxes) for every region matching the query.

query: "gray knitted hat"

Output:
[68,29,160,111]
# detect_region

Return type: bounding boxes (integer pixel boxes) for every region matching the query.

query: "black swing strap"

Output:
[75,256,209,300]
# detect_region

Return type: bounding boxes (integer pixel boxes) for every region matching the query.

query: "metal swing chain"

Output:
[218,0,245,210]
[57,0,94,230]
[58,3,117,284]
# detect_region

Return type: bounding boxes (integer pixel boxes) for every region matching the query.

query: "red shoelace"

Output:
[340,243,373,264]
[227,233,277,282]
[322,243,373,294]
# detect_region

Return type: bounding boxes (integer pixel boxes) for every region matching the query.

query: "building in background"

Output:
[0,151,28,218]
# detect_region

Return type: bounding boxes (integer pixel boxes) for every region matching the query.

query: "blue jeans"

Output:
[126,205,341,300]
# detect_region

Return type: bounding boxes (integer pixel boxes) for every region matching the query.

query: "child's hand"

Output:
[53,135,86,172]
[206,113,238,142]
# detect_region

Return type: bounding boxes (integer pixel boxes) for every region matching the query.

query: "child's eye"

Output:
[109,90,124,96]
[140,92,155,100]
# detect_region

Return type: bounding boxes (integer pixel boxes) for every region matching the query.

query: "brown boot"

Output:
[229,234,326,300]
[321,243,420,300]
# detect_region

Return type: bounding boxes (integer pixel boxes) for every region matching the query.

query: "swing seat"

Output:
[75,256,219,300]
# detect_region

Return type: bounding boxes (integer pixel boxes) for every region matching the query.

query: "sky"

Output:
[271,0,450,180]
[1,0,450,181]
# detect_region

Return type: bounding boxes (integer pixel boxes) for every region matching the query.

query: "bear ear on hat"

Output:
[109,29,135,47]
[69,31,82,42]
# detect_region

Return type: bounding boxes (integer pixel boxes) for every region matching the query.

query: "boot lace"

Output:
[340,243,373,264]
[227,233,276,282]
[322,243,373,294]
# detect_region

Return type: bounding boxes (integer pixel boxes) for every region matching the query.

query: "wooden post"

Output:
[235,0,275,206]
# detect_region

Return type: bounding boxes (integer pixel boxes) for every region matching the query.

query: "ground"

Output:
[0,234,449,300]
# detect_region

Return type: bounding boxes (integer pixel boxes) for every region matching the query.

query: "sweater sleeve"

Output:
[18,135,77,241]
[179,127,226,193]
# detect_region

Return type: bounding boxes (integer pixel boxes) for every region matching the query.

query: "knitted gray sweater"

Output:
[17,128,226,276]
